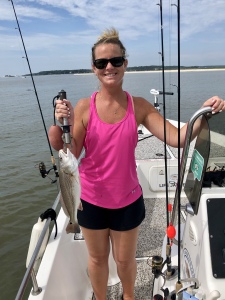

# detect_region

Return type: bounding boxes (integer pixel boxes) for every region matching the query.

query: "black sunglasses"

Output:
[93,56,125,69]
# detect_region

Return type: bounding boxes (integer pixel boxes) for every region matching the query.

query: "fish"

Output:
[58,148,81,234]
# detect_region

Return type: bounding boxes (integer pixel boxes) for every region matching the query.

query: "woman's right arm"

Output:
[48,97,89,159]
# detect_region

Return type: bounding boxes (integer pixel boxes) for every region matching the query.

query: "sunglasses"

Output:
[93,56,125,69]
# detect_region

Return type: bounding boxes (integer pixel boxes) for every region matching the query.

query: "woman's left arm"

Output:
[179,96,225,146]
[135,95,224,148]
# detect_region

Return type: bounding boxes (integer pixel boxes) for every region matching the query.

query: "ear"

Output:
[92,64,97,74]
[124,59,128,70]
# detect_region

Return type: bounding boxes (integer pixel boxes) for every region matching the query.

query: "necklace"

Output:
[98,93,121,115]
[114,106,120,114]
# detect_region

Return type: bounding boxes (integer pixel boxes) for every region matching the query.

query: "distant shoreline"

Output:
[127,68,225,73]
[23,65,225,76]
[2,67,225,78]
[74,68,225,75]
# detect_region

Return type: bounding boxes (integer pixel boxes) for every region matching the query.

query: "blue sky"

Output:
[1,0,225,76]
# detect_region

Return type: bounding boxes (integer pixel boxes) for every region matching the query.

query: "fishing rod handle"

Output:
[58,90,68,126]
[159,91,174,95]
[150,89,174,96]
[58,89,71,145]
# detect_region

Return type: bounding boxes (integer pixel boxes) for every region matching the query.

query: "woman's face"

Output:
[92,43,128,88]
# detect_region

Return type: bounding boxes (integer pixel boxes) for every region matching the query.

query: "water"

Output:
[0,70,225,300]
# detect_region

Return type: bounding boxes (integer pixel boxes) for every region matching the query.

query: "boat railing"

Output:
[15,194,60,300]
[171,106,212,225]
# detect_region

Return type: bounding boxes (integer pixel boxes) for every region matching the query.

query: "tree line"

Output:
[24,65,225,76]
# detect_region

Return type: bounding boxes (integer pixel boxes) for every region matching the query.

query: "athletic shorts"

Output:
[77,195,145,231]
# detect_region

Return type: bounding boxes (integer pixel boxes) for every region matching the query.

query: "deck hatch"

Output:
[207,198,225,278]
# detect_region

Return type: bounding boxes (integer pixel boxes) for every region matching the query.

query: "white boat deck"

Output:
[28,131,185,300]
[26,120,225,300]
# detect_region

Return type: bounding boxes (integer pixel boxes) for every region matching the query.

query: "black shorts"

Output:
[77,195,145,231]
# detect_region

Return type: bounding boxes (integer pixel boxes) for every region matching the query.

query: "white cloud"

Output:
[180,1,225,39]
[3,0,225,40]
[0,30,97,52]
[0,1,58,21]
[1,0,225,75]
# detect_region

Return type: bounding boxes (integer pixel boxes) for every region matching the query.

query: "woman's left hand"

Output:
[203,96,225,114]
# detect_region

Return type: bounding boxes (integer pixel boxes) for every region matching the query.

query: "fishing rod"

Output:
[9,0,59,179]
[171,0,182,293]
[152,2,182,298]
[157,0,169,226]
[157,0,173,278]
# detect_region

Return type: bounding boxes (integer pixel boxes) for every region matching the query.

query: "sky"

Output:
[1,0,225,76]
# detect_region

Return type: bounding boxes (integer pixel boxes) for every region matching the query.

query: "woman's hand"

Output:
[49,99,74,151]
[202,96,225,114]
[55,99,74,125]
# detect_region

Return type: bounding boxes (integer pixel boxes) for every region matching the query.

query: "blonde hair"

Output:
[92,28,127,62]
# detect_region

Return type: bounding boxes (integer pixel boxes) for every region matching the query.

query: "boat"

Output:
[10,0,225,297]
[14,88,225,299]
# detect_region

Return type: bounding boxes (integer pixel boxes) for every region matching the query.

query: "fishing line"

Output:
[168,1,173,98]
[156,6,163,95]
[9,0,59,179]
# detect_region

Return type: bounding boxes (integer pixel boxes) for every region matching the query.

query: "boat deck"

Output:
[104,197,167,299]
[103,195,188,299]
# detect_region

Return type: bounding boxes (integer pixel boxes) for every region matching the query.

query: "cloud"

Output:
[1,1,58,21]
[1,0,225,75]
[0,30,97,53]
[3,0,225,43]
[3,1,161,37]
[180,1,225,39]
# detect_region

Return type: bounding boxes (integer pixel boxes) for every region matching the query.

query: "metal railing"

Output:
[171,106,212,224]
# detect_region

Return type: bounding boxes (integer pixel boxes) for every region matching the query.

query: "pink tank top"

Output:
[79,91,142,208]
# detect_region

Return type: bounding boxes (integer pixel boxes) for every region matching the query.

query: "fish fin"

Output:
[66,222,80,234]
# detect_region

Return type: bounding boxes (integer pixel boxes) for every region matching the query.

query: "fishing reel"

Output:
[151,257,166,299]
[151,255,175,299]
[36,162,57,184]
[151,255,164,278]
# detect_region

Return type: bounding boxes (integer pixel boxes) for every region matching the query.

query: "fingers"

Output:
[210,96,224,114]
[203,96,224,114]
[55,104,71,118]
[55,99,72,122]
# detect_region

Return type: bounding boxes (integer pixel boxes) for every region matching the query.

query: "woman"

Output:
[48,28,224,300]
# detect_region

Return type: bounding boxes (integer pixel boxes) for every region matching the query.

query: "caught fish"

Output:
[58,148,81,234]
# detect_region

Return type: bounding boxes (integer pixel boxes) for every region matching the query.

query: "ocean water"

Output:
[0,70,225,299]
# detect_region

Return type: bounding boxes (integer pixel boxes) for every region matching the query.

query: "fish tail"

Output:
[66,222,80,234]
